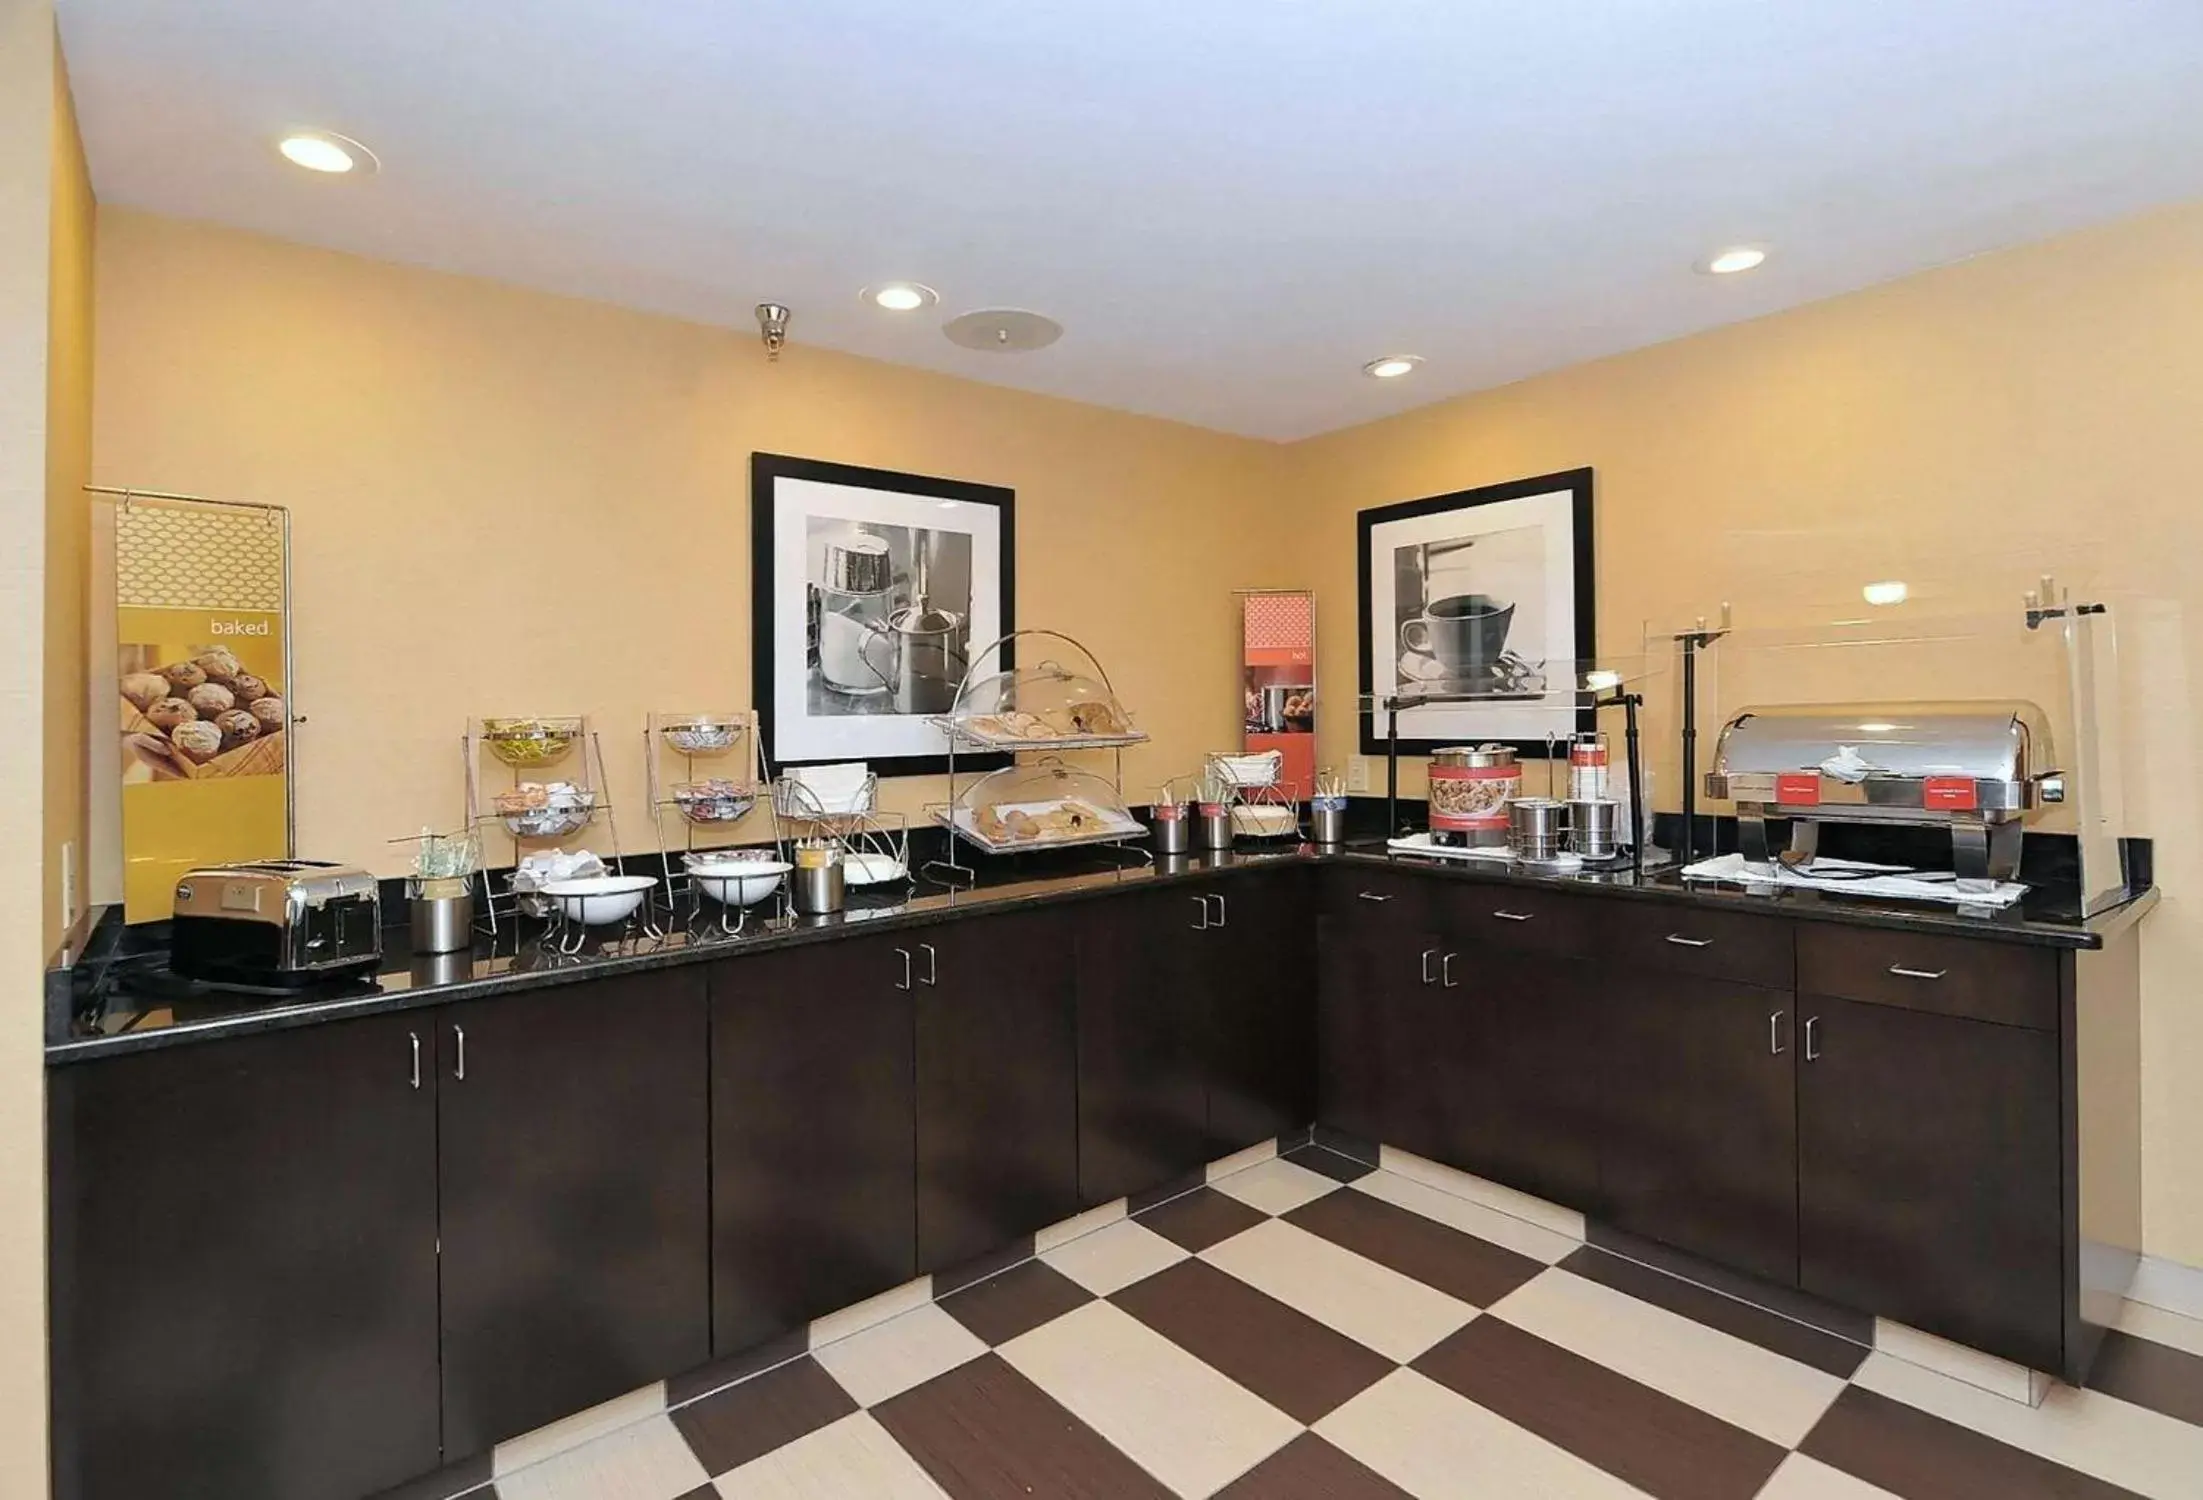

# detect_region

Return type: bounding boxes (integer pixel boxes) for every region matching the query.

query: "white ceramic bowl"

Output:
[537,874,656,926]
[684,855,790,907]
[844,851,908,887]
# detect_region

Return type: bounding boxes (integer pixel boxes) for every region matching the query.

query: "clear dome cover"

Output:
[946,757,1143,850]
[949,659,1140,745]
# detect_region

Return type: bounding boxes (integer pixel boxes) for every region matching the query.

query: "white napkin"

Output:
[1681,852,2026,908]
[1818,746,1877,784]
[789,761,874,815]
[513,849,605,891]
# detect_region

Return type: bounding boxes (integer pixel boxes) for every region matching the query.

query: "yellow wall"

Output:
[1,3,66,1492]
[45,29,91,955]
[1284,198,2203,1265]
[90,209,1294,878]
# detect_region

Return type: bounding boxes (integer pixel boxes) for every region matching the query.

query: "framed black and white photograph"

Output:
[1357,468,1594,755]
[752,453,1014,775]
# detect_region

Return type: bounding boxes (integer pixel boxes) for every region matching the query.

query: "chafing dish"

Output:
[1704,701,2064,887]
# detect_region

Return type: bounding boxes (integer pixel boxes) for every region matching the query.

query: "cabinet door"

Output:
[1205,871,1318,1153]
[712,938,916,1353]
[1601,972,1798,1286]
[1798,995,2063,1370]
[916,910,1080,1271]
[437,970,710,1454]
[1316,875,1441,1152]
[1076,888,1212,1205]
[1452,950,1603,1211]
[49,1016,439,1500]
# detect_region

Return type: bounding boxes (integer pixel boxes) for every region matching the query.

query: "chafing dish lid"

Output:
[1709,701,2050,781]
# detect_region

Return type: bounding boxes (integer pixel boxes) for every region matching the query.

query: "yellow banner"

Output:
[116,502,290,921]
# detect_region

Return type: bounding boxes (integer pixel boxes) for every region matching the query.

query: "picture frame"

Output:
[751,452,1015,776]
[1357,467,1595,756]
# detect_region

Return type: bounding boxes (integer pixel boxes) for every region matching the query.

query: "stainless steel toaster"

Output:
[1704,701,2065,888]
[170,860,383,987]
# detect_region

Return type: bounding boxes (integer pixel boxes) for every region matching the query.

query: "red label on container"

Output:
[1775,774,1822,807]
[1922,776,1979,811]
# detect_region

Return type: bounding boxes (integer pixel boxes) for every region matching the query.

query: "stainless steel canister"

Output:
[1197,801,1235,851]
[1569,797,1620,859]
[1310,796,1349,846]
[790,847,846,915]
[1428,744,1519,847]
[409,890,474,955]
[1152,802,1192,855]
[1509,797,1568,862]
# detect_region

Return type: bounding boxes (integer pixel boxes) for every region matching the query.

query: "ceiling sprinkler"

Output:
[756,302,791,362]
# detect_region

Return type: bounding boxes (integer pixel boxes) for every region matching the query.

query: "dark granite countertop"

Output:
[52,839,2154,1065]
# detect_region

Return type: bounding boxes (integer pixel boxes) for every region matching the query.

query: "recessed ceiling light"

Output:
[1862,580,1908,606]
[1363,355,1422,379]
[1698,245,1768,275]
[863,282,938,312]
[278,131,377,175]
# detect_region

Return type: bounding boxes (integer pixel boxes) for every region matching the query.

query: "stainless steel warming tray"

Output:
[1704,701,2064,886]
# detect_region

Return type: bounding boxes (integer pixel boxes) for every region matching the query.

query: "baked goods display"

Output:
[939,657,1145,748]
[947,758,1143,852]
[119,644,288,782]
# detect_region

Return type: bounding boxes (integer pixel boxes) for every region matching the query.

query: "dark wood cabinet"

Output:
[1075,888,1212,1205]
[435,970,711,1454]
[1798,994,2064,1370]
[1316,871,1441,1152]
[1202,869,1318,1153]
[1600,970,1799,1286]
[916,909,1080,1271]
[710,938,916,1353]
[49,1014,440,1500]
[1452,950,1604,1210]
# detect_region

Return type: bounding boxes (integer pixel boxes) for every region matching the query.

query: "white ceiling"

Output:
[57,0,2203,440]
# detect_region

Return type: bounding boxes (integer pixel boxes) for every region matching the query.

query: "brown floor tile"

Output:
[1415,1315,1785,1500]
[2084,1328,2203,1428]
[1126,1167,1209,1214]
[669,1354,857,1477]
[873,1352,1175,1500]
[1135,1185,1269,1252]
[932,1236,1036,1297]
[939,1259,1094,1346]
[665,1326,811,1407]
[1284,1187,1545,1307]
[1559,1245,1869,1379]
[1587,1221,1876,1345]
[1111,1258,1396,1422]
[1801,1385,2145,1499]
[1212,1432,1415,1499]
[1284,1143,1377,1184]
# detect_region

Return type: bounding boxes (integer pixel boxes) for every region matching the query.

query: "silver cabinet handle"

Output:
[1421,948,1438,985]
[1492,910,1533,922]
[1357,891,1392,902]
[895,948,912,990]
[920,943,938,987]
[1888,964,1947,981]
[1769,1011,1785,1056]
[1666,934,1714,948]
[452,1024,466,1081]
[1191,896,1210,930]
[410,1032,422,1090]
[1804,1015,1820,1062]
[1210,894,1228,928]
[1442,952,1459,988]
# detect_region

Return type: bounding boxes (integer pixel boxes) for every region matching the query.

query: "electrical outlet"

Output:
[1346,756,1371,793]
[61,840,76,927]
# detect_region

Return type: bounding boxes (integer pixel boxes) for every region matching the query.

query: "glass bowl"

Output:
[482,716,582,768]
[673,779,758,825]
[661,719,742,757]
[493,783,596,839]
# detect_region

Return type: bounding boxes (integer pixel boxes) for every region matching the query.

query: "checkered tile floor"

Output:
[456,1144,2203,1500]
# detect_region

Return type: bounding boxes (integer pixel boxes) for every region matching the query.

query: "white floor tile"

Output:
[2115,1298,2203,1359]
[1200,1217,1474,1362]
[1034,1197,1128,1254]
[1001,1300,1299,1498]
[1854,1349,2203,1500]
[1040,1217,1188,1296]
[1755,1451,1905,1499]
[1872,1317,2039,1403]
[1210,1156,1340,1216]
[1205,1139,1278,1181]
[808,1274,933,1350]
[495,1414,710,1500]
[493,1381,667,1476]
[1351,1168,1580,1264]
[711,1412,951,1500]
[1489,1267,1844,1446]
[1376,1145,1586,1240]
[1316,1368,1643,1500]
[813,1303,988,1408]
